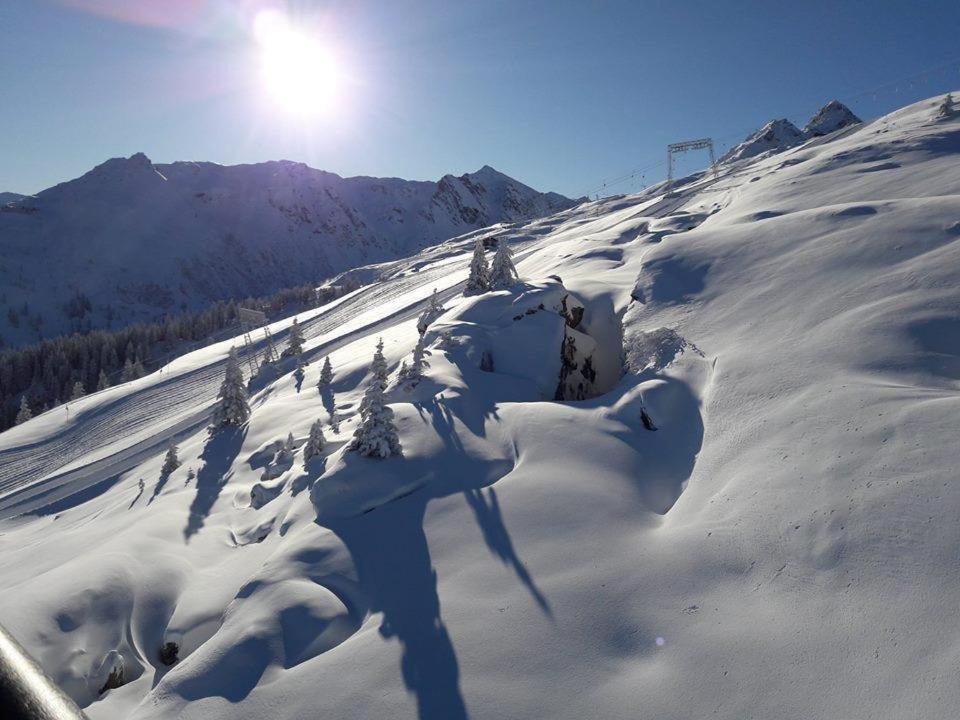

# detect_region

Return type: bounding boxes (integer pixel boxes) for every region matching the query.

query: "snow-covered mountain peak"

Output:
[804,99,861,136]
[87,151,156,176]
[463,164,510,183]
[721,101,863,167]
[56,151,169,201]
[721,118,806,163]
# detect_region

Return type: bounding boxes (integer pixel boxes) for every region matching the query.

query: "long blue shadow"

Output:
[183,427,245,542]
[329,497,468,720]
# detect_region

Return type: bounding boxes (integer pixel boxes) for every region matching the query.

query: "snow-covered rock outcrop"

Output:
[803,99,861,136]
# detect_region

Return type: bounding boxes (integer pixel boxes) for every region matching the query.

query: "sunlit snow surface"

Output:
[2,93,960,719]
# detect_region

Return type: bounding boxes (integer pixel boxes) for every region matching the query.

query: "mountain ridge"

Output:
[0,156,580,347]
[0,192,25,205]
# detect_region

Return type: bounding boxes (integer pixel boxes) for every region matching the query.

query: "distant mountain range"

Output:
[0,157,580,347]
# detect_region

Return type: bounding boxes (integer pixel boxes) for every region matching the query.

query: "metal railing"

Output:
[0,624,87,720]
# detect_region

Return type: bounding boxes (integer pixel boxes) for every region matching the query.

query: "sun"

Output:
[253,10,340,117]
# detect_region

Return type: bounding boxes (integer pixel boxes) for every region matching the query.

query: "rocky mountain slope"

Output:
[0,158,579,347]
[804,99,862,136]
[721,118,807,162]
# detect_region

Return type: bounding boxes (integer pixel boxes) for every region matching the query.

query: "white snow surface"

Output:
[2,92,960,719]
[0,157,578,346]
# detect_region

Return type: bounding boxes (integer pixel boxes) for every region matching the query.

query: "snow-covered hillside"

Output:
[0,191,26,206]
[0,157,578,346]
[2,91,960,720]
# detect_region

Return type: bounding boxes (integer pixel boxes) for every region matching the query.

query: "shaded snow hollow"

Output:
[2,90,960,719]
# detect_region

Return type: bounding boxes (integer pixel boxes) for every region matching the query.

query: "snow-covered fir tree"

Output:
[369,338,389,391]
[398,334,431,386]
[938,93,955,118]
[349,346,402,458]
[210,348,250,430]
[97,370,110,391]
[329,409,340,434]
[121,358,137,382]
[489,237,519,290]
[317,356,333,388]
[465,238,491,293]
[161,445,180,476]
[15,396,32,425]
[284,318,305,361]
[70,381,86,400]
[303,419,326,462]
[417,289,446,335]
[279,432,296,463]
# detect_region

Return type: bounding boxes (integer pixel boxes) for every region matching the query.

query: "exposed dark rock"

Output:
[159,641,179,666]
[640,407,658,431]
[98,658,125,694]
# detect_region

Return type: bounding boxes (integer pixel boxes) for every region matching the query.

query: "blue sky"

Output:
[2,0,960,198]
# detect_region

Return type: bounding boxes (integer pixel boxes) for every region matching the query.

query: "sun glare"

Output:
[253,10,339,117]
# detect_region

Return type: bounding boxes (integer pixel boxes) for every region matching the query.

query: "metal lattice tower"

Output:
[261,325,279,364]
[241,328,258,376]
[667,138,718,183]
[237,307,277,376]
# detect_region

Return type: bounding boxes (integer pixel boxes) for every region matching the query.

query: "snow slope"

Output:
[2,91,960,720]
[0,157,578,346]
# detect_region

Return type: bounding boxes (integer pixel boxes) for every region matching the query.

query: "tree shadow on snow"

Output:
[149,467,173,505]
[183,427,245,542]
[320,388,337,425]
[314,396,554,720]
[290,456,328,497]
[418,397,549,613]
[463,487,551,617]
[328,499,469,720]
[414,387,501,444]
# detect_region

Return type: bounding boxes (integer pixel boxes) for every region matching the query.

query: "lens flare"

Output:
[253,9,339,117]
